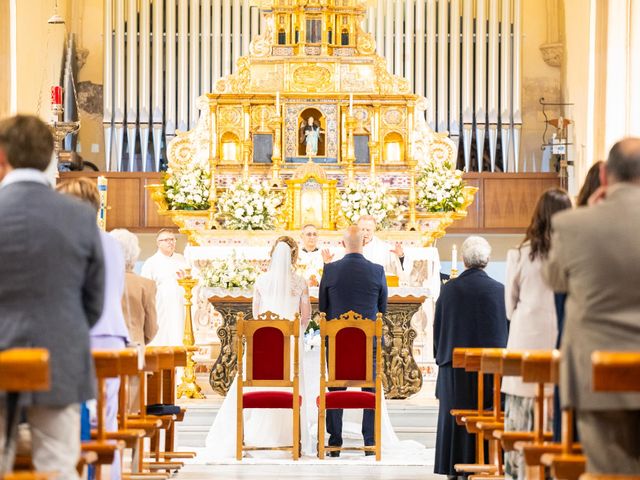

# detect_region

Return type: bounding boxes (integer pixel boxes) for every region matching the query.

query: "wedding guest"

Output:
[433,236,508,478]
[0,115,104,479]
[319,226,388,456]
[57,178,129,480]
[576,160,604,207]
[109,229,158,413]
[543,138,640,474]
[502,188,572,479]
[141,229,188,346]
[298,224,324,286]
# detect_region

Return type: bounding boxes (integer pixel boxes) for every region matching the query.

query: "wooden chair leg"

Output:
[318,408,325,459]
[292,403,300,461]
[236,407,243,461]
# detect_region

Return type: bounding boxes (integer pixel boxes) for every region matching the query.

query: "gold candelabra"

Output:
[177,269,205,399]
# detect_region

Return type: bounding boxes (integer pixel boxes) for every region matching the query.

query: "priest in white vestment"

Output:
[141,229,188,346]
[297,224,324,286]
[358,215,404,276]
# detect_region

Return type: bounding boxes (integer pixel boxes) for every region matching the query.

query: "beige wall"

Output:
[0,0,10,119]
[521,0,563,171]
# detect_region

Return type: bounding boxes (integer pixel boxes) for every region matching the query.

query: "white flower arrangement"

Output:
[416,160,465,212]
[163,165,211,210]
[339,179,400,228]
[198,255,259,290]
[217,178,283,230]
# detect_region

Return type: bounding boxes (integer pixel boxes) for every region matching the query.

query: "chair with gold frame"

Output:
[317,311,383,461]
[235,311,301,460]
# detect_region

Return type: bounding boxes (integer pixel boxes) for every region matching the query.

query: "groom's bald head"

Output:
[343,225,363,254]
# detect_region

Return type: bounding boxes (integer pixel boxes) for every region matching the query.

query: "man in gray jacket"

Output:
[544,138,640,473]
[0,115,105,478]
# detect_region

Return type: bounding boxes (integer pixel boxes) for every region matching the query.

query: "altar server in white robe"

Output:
[298,224,324,286]
[141,229,188,346]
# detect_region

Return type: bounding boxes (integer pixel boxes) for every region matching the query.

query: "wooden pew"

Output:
[520,351,585,480]
[84,351,126,480]
[0,349,58,480]
[577,352,640,480]
[145,347,195,461]
[453,348,501,476]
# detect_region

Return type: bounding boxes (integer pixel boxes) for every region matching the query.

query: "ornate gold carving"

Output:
[218,106,242,127]
[540,42,563,68]
[382,108,405,126]
[356,27,376,55]
[248,14,274,57]
[382,304,423,399]
[340,64,376,92]
[167,133,195,170]
[291,64,333,92]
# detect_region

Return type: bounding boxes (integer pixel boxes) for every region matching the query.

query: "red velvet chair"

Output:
[316,311,383,460]
[235,311,301,460]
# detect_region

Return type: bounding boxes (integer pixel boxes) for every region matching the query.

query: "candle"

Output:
[275,91,280,112]
[349,93,353,116]
[51,86,63,106]
[452,244,458,272]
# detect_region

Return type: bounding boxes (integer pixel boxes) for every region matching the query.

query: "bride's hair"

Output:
[271,236,299,266]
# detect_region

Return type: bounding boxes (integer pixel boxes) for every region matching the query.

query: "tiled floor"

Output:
[176,463,444,479]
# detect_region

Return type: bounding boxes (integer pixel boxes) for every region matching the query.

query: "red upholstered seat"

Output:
[317,390,376,410]
[243,391,302,409]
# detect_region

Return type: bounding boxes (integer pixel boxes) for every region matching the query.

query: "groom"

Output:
[319,225,388,456]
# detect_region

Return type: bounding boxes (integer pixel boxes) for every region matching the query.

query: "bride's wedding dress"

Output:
[203,242,427,461]
[204,243,313,459]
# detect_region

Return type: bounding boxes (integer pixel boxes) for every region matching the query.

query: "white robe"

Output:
[298,248,324,284]
[362,236,403,276]
[141,251,188,346]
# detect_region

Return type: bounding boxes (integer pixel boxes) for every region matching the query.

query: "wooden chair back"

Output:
[237,311,300,387]
[0,349,50,392]
[501,351,525,377]
[319,311,383,390]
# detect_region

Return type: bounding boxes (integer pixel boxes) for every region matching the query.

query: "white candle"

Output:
[275,91,280,112]
[349,93,353,116]
[452,244,458,272]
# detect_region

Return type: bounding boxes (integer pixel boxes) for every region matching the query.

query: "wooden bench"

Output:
[453,348,501,476]
[575,352,640,480]
[0,349,56,480]
[145,346,195,461]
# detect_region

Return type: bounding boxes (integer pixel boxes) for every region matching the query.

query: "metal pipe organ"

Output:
[103,0,522,172]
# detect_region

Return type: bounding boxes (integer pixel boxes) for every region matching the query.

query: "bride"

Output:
[205,236,313,458]
[203,236,429,461]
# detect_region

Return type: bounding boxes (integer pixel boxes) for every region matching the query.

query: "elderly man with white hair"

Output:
[433,236,508,478]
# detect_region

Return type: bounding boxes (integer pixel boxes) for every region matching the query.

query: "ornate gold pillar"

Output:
[177,270,205,399]
[270,105,283,186]
[242,102,251,179]
[407,102,418,229]
[345,114,356,182]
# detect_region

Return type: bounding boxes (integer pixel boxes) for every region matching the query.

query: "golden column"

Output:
[177,270,205,399]
[407,102,418,229]
[242,102,251,179]
[207,105,218,229]
[270,100,283,186]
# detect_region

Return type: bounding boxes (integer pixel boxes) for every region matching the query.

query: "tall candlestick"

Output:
[451,244,458,276]
[97,176,108,231]
[275,91,280,112]
[349,93,353,116]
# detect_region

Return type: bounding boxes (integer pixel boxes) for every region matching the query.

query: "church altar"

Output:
[149,0,478,401]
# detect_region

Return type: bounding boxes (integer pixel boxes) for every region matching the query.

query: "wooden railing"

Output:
[59,172,560,234]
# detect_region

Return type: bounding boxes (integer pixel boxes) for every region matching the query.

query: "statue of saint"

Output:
[299,116,324,156]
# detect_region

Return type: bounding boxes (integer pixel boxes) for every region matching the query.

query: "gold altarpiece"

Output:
[150,0,477,400]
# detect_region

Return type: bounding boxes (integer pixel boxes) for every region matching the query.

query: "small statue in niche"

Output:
[299,116,324,156]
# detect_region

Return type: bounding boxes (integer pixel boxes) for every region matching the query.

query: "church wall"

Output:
[0,0,10,118]
[520,0,563,172]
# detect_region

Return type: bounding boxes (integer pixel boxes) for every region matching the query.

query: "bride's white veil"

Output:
[259,241,293,317]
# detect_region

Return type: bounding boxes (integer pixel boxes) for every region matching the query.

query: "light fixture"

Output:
[48,0,65,25]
